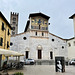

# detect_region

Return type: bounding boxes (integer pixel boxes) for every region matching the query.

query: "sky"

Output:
[0,0,75,39]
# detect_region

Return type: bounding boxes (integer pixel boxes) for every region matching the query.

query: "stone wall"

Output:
[10,32,68,60]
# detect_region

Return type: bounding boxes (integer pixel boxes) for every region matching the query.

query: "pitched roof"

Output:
[0,11,12,29]
[69,14,75,19]
[49,32,67,40]
[29,12,50,20]
[66,37,75,41]
[12,32,67,41]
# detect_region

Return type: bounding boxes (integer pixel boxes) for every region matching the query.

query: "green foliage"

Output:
[14,72,24,75]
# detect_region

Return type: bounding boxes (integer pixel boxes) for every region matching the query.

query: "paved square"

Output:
[8,65,75,75]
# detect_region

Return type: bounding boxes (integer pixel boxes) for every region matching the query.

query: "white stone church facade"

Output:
[10,13,68,60]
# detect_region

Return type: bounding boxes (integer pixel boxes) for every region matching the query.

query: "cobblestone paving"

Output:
[8,65,75,75]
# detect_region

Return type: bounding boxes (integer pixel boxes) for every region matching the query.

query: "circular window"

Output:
[52,39,54,42]
[10,42,13,46]
[23,37,27,40]
[62,46,64,49]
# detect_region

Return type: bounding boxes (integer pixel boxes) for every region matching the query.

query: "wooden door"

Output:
[38,50,42,59]
[26,51,29,59]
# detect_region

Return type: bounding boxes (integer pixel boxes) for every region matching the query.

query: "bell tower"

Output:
[10,12,19,35]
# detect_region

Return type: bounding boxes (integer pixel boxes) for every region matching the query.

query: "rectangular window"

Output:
[13,22,16,24]
[8,29,10,35]
[68,43,71,47]
[7,41,9,48]
[31,26,33,29]
[46,27,48,30]
[0,38,3,46]
[31,26,39,29]
[42,27,45,30]
[74,41,75,46]
[2,22,4,31]
[36,26,39,29]
[13,17,16,21]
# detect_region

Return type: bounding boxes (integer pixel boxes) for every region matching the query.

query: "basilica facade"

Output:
[10,13,68,60]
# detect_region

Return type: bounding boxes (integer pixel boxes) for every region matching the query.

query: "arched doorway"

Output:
[37,45,42,59]
[26,51,29,59]
[38,50,42,59]
[25,47,29,59]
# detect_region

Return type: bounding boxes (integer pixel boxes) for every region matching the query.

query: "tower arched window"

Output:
[13,17,16,21]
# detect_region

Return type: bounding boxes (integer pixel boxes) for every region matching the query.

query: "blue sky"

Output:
[0,0,75,39]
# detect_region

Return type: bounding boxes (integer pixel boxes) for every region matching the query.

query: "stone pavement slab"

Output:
[8,65,75,75]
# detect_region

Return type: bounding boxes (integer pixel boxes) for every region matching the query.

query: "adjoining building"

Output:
[66,14,75,59]
[0,11,24,69]
[0,11,12,67]
[10,12,68,61]
[0,12,12,49]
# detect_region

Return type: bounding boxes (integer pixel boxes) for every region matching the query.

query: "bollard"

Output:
[55,57,65,73]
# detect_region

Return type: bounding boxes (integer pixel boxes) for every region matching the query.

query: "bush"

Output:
[14,72,24,75]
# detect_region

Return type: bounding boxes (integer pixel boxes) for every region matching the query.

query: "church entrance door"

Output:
[38,50,42,59]
[26,51,29,59]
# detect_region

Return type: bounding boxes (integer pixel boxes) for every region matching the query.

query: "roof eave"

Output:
[69,14,75,19]
[0,11,12,29]
[29,13,50,20]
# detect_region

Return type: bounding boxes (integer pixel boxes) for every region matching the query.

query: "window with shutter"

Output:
[7,41,9,48]
[2,22,4,31]
[8,29,10,35]
[0,38,3,46]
